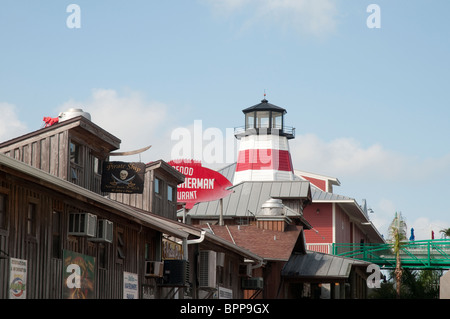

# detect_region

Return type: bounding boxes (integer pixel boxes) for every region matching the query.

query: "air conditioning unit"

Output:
[199,250,217,289]
[89,219,113,243]
[218,286,233,299]
[145,261,164,277]
[242,277,264,290]
[238,263,252,278]
[68,212,97,237]
[162,260,189,286]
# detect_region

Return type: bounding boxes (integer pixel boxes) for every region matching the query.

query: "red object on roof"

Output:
[168,159,233,209]
[43,116,59,127]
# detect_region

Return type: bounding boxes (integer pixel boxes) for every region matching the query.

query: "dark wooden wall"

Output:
[0,117,120,196]
[0,167,161,299]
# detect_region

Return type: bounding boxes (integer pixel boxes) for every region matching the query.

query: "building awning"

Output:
[281,251,370,281]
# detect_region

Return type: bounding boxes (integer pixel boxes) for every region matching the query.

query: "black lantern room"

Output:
[235,98,295,139]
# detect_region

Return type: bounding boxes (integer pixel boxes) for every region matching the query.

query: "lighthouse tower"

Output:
[233,98,296,185]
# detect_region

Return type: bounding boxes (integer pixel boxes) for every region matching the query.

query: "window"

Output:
[154,178,160,194]
[168,185,174,202]
[116,228,125,262]
[27,203,37,237]
[245,112,255,130]
[98,243,107,269]
[256,111,270,128]
[145,242,153,260]
[0,193,7,229]
[93,157,102,174]
[272,112,283,129]
[70,142,80,164]
[52,211,61,258]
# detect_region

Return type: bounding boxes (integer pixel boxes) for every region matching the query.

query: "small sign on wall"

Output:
[101,161,145,194]
[124,272,139,299]
[9,258,27,299]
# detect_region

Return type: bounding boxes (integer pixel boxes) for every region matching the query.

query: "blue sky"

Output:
[1,0,450,240]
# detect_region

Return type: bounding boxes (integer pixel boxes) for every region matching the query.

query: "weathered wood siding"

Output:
[1,130,69,180]
[0,117,120,196]
[0,167,161,299]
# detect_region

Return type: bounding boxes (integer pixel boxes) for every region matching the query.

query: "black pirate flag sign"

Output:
[101,161,145,194]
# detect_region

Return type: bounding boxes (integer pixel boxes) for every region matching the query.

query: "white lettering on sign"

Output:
[172,166,194,176]
[178,190,198,200]
[178,177,215,190]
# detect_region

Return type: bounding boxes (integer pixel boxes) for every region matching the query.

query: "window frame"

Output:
[0,192,8,231]
[69,141,81,165]
[26,201,38,239]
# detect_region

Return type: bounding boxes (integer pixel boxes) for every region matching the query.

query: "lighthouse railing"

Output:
[234,126,295,138]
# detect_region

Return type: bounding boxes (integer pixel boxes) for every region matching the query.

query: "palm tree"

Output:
[388,212,407,299]
[440,228,450,238]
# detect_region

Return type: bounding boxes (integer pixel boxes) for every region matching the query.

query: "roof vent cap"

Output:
[58,108,91,122]
[260,198,284,216]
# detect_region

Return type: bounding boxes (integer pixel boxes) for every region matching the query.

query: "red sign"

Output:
[168,160,233,209]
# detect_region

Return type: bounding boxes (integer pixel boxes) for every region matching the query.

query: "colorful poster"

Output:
[162,238,183,260]
[123,272,139,299]
[63,250,96,299]
[9,258,27,299]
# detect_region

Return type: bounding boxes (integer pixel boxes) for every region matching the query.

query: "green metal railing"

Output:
[332,239,450,269]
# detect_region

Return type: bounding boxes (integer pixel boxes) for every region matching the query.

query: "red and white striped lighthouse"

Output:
[233,98,296,185]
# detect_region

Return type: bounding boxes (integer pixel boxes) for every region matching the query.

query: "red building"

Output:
[295,170,384,254]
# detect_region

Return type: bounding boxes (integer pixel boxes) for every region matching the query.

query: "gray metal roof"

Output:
[212,163,385,243]
[311,187,353,202]
[183,180,311,219]
[218,162,354,202]
[217,162,237,183]
[281,251,369,280]
[187,162,355,219]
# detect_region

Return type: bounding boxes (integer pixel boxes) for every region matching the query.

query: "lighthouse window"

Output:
[272,112,282,129]
[245,112,255,129]
[256,111,270,128]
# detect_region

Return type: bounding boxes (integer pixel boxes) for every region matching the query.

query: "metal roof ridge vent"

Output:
[58,108,91,122]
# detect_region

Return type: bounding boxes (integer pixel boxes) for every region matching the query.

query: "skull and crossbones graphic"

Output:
[111,170,136,187]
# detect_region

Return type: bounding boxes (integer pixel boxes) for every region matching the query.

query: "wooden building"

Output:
[0,153,264,299]
[0,110,265,299]
[0,110,121,194]
[0,153,187,298]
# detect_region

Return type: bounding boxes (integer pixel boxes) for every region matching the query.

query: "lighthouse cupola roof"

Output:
[235,98,295,140]
[242,98,287,114]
